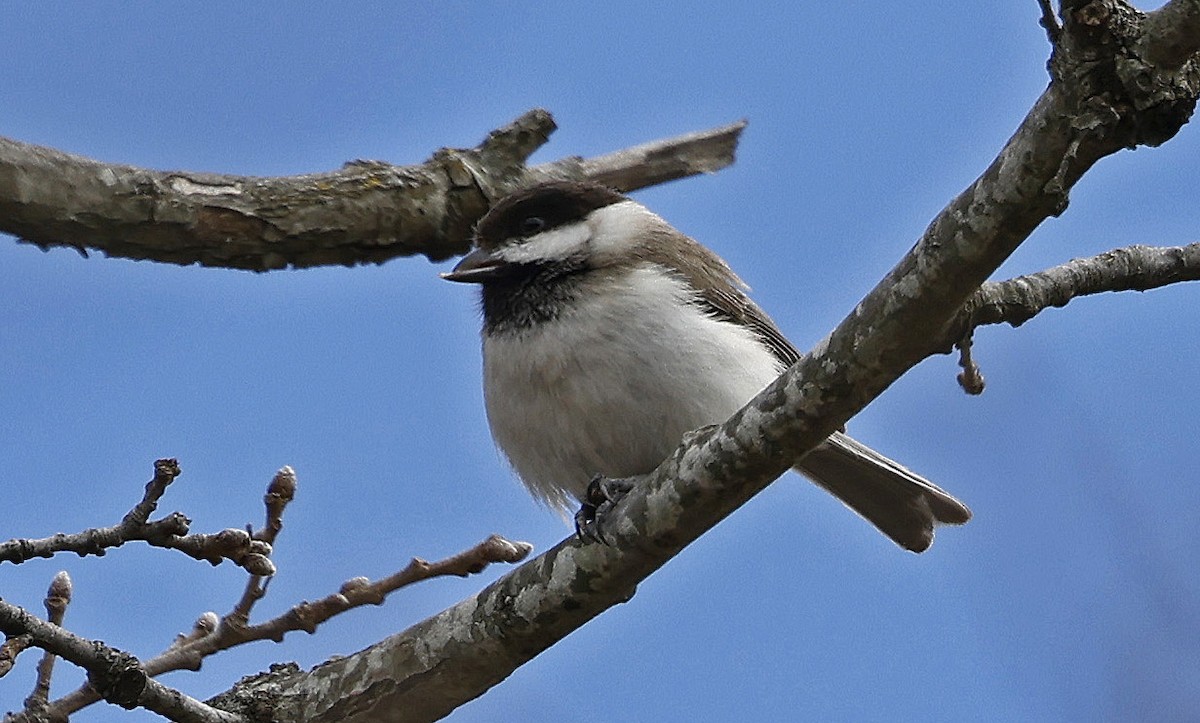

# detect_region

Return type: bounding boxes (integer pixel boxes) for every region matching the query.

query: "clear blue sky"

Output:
[2,3,1198,721]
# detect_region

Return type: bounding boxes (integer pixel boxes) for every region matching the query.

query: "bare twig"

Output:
[955,334,987,395]
[229,534,533,643]
[42,466,299,716]
[42,530,531,718]
[0,459,275,575]
[229,466,297,627]
[0,574,70,686]
[19,572,73,714]
[0,635,31,679]
[960,243,1200,333]
[166,612,220,654]
[944,242,1200,388]
[0,600,245,723]
[256,465,297,545]
[35,468,529,718]
[159,534,532,666]
[0,110,746,269]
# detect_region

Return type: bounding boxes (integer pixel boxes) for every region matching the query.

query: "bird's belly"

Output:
[482,281,782,509]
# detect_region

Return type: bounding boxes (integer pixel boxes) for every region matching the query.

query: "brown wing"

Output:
[700,284,801,367]
[630,225,801,368]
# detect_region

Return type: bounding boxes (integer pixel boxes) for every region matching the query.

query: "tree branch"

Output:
[42,465,302,717]
[39,470,529,718]
[0,572,70,691]
[948,242,1200,392]
[19,572,72,715]
[0,110,746,270]
[0,459,275,575]
[157,534,532,676]
[43,534,530,717]
[962,242,1200,331]
[218,3,1200,719]
[0,599,246,723]
[1138,0,1200,69]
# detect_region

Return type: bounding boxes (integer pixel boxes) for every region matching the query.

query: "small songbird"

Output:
[442,180,970,552]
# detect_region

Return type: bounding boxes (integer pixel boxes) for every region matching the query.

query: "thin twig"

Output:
[0,459,274,574]
[955,334,986,395]
[942,242,1200,390]
[0,634,32,679]
[165,612,220,655]
[20,572,72,714]
[229,466,296,627]
[160,534,532,664]
[43,531,531,717]
[239,534,533,641]
[0,600,246,723]
[42,466,300,716]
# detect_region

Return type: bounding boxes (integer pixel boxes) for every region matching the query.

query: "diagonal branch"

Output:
[40,536,531,717]
[157,534,531,676]
[0,599,245,723]
[39,469,529,719]
[219,2,1200,720]
[0,110,746,270]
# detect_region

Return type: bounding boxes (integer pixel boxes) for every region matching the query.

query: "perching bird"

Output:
[443,180,970,552]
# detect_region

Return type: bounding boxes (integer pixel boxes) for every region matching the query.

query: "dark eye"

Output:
[519,216,546,234]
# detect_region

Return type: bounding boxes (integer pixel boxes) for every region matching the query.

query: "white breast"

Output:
[482,265,784,510]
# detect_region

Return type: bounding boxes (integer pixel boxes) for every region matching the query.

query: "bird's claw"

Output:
[574,475,635,545]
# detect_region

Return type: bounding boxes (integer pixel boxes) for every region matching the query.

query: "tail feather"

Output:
[796,432,971,553]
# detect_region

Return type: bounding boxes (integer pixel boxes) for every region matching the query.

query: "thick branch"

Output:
[0,110,745,269]
[221,3,1200,720]
[1139,0,1200,69]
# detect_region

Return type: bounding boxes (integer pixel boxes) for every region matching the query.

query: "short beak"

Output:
[440,248,511,283]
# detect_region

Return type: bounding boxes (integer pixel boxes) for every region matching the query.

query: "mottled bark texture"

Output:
[0,109,745,270]
[215,2,1199,722]
[951,242,1200,340]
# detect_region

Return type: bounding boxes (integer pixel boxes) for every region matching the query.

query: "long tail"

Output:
[796,432,971,553]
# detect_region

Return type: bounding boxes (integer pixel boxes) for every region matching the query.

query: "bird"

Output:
[442,180,970,552]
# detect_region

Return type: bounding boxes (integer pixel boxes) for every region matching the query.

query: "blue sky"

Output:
[2,3,1198,721]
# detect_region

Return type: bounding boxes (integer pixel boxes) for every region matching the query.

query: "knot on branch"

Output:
[1055,0,1199,151]
[87,645,147,709]
[153,458,182,482]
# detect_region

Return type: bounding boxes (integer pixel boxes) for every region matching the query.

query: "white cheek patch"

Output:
[586,201,657,260]
[498,222,591,264]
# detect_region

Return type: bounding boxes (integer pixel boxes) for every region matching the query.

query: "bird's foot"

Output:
[574,475,636,545]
